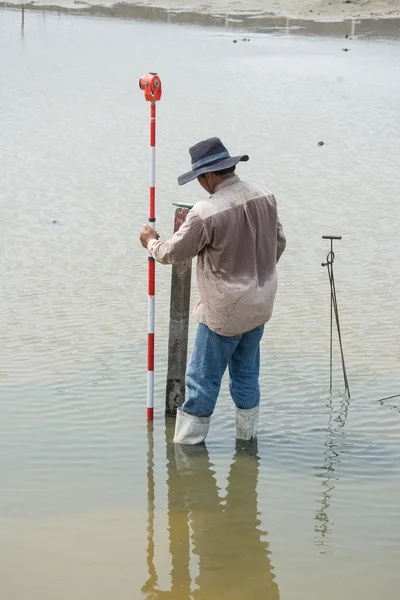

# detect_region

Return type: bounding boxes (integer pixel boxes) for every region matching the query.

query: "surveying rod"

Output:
[139,73,162,421]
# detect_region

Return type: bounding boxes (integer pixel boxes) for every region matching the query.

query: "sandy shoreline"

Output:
[2,0,400,22]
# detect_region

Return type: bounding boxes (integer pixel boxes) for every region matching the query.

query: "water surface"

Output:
[1,9,400,600]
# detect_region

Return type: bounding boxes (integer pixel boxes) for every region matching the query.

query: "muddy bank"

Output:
[2,0,400,24]
[2,1,400,39]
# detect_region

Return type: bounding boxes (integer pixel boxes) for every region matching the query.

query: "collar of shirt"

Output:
[214,174,240,194]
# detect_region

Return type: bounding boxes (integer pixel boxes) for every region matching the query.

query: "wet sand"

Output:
[2,1,399,42]
[1,0,400,23]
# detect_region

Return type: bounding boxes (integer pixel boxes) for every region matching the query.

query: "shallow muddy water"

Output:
[0,8,400,599]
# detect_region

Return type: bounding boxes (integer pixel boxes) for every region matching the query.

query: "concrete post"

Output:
[165,205,193,415]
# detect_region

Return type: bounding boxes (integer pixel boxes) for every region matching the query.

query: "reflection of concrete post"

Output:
[166,204,193,415]
[351,19,356,37]
[165,418,191,596]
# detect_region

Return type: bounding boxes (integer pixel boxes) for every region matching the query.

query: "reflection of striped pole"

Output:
[147,101,156,421]
[141,422,157,597]
[139,73,162,421]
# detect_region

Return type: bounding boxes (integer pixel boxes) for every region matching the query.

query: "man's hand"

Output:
[140,225,159,249]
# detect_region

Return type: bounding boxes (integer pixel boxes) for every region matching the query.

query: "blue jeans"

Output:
[182,323,265,418]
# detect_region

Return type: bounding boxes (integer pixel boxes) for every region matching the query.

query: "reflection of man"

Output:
[173,443,280,600]
[140,137,286,445]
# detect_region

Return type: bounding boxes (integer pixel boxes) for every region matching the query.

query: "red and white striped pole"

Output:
[139,73,162,421]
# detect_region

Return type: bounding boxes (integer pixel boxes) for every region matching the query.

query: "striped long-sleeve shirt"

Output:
[148,175,286,336]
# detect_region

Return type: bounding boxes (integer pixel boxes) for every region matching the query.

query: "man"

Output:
[140,137,286,445]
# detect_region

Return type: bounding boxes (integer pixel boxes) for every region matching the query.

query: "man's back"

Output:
[192,175,286,336]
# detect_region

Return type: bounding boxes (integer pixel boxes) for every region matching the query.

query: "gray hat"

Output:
[177,137,249,186]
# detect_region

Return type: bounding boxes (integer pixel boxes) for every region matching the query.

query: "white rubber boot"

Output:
[235,406,259,441]
[173,408,210,445]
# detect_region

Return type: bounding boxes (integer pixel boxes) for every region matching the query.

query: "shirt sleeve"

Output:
[147,209,209,265]
[264,190,286,264]
[276,217,286,263]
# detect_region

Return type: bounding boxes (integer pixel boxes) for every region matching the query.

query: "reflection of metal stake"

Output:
[321,236,350,398]
[314,392,349,553]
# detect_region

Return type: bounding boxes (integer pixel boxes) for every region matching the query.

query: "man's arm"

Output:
[276,217,286,263]
[263,190,286,264]
[145,209,208,265]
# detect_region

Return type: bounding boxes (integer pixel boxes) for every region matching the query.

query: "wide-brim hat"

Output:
[177,137,249,186]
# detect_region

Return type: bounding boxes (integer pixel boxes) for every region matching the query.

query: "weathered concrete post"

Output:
[165,203,193,415]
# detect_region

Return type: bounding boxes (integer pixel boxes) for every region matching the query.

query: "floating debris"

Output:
[318,141,324,146]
